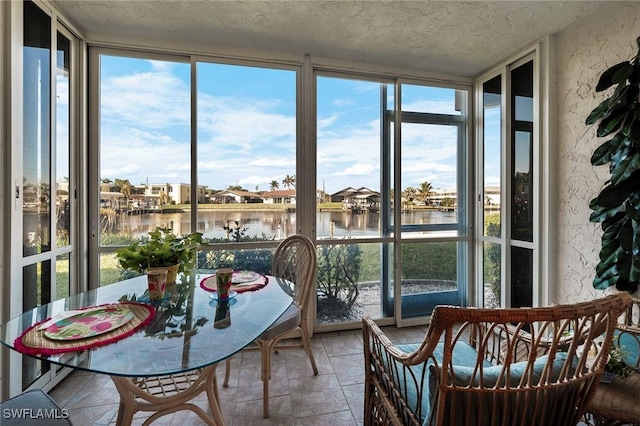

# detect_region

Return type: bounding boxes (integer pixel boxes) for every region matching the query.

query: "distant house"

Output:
[99,191,125,209]
[331,187,380,212]
[262,189,296,204]
[146,183,207,204]
[330,187,358,203]
[213,190,262,204]
[429,188,458,207]
[483,186,501,206]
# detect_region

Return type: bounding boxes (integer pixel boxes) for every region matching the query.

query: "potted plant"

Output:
[586,36,640,294]
[116,226,204,283]
[602,346,634,383]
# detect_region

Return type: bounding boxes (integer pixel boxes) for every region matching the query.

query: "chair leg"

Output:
[258,340,272,418]
[223,357,231,387]
[300,325,318,375]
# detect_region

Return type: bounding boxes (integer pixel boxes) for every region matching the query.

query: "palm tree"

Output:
[159,189,168,213]
[418,181,433,205]
[282,174,295,189]
[270,180,280,191]
[114,178,132,210]
[402,186,417,210]
[402,186,417,201]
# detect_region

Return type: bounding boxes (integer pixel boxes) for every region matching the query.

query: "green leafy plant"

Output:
[605,346,634,379]
[116,226,204,274]
[586,36,640,293]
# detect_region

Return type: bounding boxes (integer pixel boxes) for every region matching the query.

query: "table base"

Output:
[110,364,224,426]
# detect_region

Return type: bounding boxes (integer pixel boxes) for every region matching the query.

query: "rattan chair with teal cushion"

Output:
[0,389,72,425]
[584,295,640,425]
[362,293,631,426]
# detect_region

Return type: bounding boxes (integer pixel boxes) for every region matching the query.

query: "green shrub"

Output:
[484,213,501,302]
[316,243,362,317]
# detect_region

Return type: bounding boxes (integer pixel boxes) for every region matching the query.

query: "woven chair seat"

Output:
[587,373,640,424]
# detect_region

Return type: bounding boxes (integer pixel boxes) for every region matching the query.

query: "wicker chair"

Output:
[223,234,319,418]
[362,293,632,426]
[584,295,640,426]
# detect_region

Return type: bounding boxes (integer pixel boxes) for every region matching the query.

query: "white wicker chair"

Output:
[223,234,318,418]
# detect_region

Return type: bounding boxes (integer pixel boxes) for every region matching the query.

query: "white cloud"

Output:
[332,98,354,107]
[99,58,463,194]
[101,68,191,130]
[402,99,459,115]
[334,163,378,176]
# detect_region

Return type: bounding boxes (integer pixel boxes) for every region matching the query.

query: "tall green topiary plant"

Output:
[586,36,640,293]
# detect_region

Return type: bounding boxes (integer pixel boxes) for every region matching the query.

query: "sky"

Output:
[98,55,486,196]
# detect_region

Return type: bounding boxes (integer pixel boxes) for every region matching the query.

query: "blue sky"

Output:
[99,55,480,195]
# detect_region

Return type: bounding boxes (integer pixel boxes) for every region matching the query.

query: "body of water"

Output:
[116,209,458,240]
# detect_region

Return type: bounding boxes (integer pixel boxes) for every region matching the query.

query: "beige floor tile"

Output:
[67,402,118,425]
[341,383,365,421]
[329,353,365,387]
[293,410,357,425]
[319,333,363,357]
[47,326,429,425]
[288,374,348,418]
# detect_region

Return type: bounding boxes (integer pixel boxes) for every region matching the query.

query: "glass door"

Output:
[477,56,536,309]
[18,2,78,391]
[394,84,469,319]
[315,75,470,327]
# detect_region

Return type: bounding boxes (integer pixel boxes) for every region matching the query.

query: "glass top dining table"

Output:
[0,272,294,378]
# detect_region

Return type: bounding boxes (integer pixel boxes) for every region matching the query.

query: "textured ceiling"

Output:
[51,0,617,77]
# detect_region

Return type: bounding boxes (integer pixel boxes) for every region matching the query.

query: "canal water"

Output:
[118,209,458,240]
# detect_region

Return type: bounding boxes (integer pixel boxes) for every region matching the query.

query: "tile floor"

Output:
[49,325,428,425]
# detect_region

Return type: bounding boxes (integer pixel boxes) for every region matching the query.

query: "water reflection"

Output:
[114,210,456,240]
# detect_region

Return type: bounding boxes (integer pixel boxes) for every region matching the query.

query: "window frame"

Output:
[474,40,552,309]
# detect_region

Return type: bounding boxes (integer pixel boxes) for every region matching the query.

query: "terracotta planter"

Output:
[148,264,179,284]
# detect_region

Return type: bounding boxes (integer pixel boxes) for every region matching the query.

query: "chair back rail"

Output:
[271,234,317,331]
[362,293,632,426]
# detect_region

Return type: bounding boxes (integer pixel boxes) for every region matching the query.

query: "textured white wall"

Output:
[554,3,640,304]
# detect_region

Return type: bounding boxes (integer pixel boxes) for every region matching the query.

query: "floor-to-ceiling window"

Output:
[91,51,191,285]
[91,51,299,287]
[315,75,392,327]
[91,47,472,329]
[477,54,538,308]
[315,74,470,327]
[13,0,79,392]
[397,84,469,319]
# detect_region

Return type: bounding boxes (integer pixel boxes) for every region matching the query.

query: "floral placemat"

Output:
[14,302,155,356]
[200,271,268,294]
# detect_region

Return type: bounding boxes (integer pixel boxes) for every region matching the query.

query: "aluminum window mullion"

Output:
[190,55,197,233]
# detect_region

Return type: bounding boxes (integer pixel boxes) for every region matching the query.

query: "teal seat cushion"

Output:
[392,341,488,425]
[425,352,570,426]
[387,341,570,426]
[613,329,640,369]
